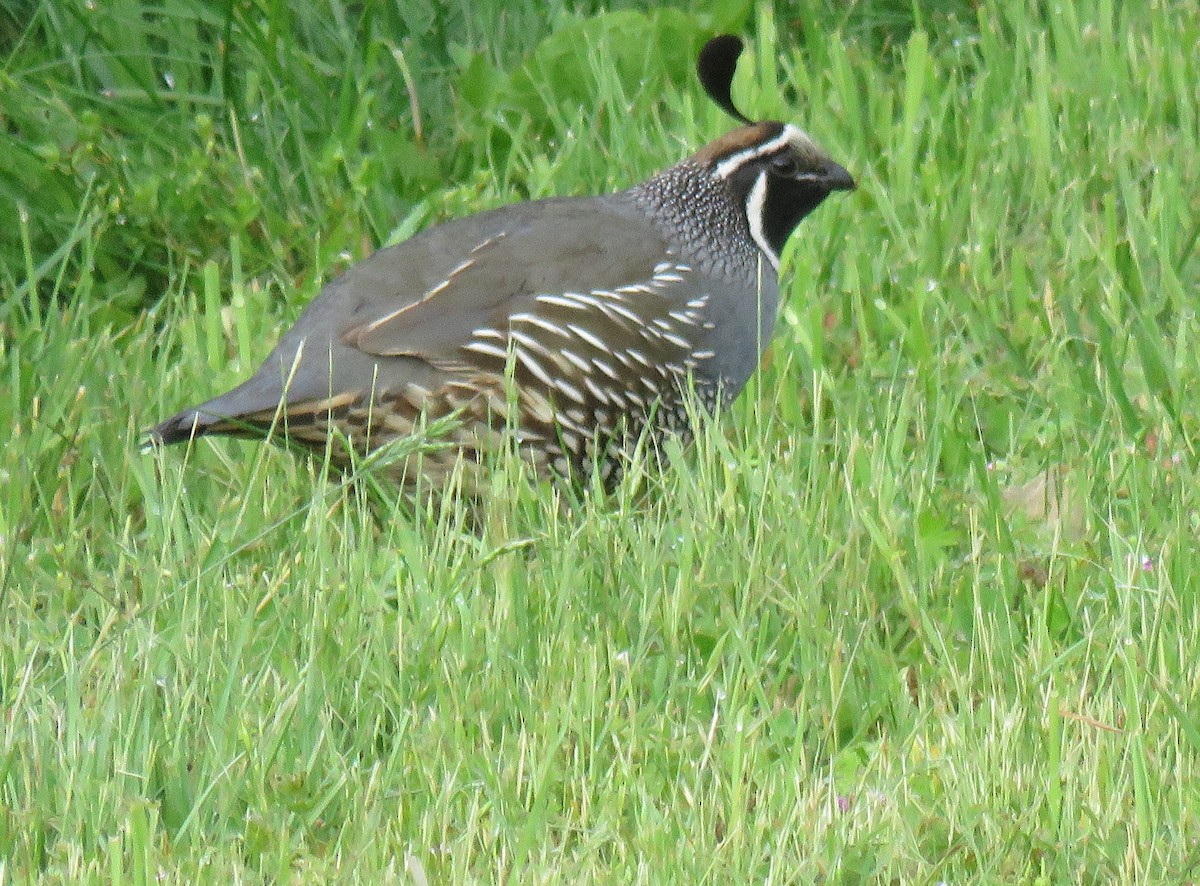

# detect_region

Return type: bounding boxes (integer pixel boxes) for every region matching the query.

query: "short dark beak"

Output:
[823,161,856,192]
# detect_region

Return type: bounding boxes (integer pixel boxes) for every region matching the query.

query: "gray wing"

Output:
[151,193,720,447]
[337,194,721,458]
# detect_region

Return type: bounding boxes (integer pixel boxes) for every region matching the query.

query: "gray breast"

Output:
[631,163,780,401]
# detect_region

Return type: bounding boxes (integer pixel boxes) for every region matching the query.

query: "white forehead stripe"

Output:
[745,171,780,272]
[714,123,813,180]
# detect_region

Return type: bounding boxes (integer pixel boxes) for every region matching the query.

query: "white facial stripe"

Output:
[745,171,780,272]
[714,123,811,180]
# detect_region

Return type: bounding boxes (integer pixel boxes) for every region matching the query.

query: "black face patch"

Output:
[760,173,833,257]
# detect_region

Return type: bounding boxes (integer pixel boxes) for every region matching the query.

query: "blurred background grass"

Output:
[1,0,976,315]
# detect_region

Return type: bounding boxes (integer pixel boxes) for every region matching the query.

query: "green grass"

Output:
[4,0,1200,881]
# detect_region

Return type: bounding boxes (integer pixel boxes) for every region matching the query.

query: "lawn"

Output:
[3,0,1199,881]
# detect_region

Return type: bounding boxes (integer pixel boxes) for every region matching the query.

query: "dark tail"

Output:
[144,375,290,447]
[145,407,227,446]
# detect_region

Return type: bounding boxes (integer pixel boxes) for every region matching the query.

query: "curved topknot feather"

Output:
[697,35,753,125]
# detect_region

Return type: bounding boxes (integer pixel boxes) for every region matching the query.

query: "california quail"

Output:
[149,35,855,486]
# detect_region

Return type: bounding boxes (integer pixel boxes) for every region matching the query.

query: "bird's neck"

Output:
[631,163,764,280]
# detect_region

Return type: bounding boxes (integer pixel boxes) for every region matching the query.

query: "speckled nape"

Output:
[631,163,762,281]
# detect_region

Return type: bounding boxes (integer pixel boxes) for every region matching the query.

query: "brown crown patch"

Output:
[689,122,786,167]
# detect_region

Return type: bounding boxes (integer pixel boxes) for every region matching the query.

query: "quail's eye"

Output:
[770,154,800,177]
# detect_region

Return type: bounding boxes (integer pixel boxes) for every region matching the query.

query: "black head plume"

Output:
[697,35,754,125]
